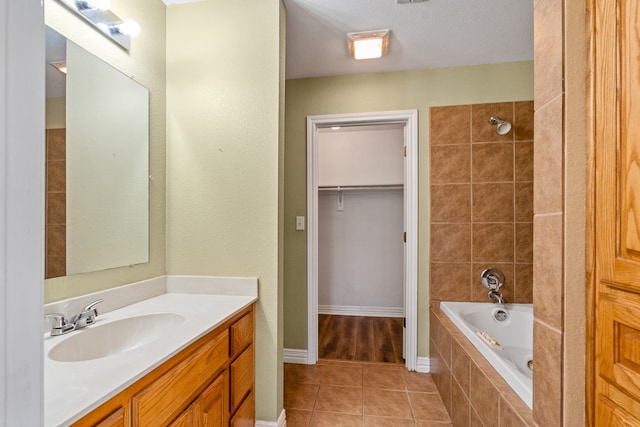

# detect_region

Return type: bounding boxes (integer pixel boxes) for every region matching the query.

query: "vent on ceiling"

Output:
[396,0,426,3]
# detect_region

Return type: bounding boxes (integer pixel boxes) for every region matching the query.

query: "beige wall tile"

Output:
[533,213,563,329]
[515,222,534,263]
[469,362,500,427]
[431,105,472,145]
[534,96,563,214]
[430,262,471,301]
[472,102,514,143]
[432,223,472,262]
[472,223,515,262]
[47,224,66,256]
[514,101,535,141]
[515,182,534,222]
[431,184,471,223]
[46,128,66,161]
[408,392,451,423]
[533,321,562,427]
[514,263,533,303]
[534,0,563,106]
[47,192,66,225]
[46,160,66,192]
[450,379,470,427]
[472,183,514,222]
[470,408,483,427]
[451,339,470,398]
[515,141,534,182]
[432,145,471,184]
[46,256,66,279]
[472,143,514,183]
[500,392,535,426]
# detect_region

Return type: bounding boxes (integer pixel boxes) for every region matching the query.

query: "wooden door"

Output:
[592,0,640,424]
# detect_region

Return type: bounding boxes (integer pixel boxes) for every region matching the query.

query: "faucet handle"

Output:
[45,313,75,336]
[44,313,68,329]
[82,299,104,315]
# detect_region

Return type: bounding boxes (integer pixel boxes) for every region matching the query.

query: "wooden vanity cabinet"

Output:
[71,303,255,427]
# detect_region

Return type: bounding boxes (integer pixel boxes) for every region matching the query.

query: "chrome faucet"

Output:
[488,289,504,304]
[480,268,505,304]
[45,299,103,336]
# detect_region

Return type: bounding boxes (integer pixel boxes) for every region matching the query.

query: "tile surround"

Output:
[430,307,534,426]
[45,128,67,279]
[430,101,534,305]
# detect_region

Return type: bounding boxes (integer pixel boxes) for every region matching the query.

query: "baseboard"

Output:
[416,357,430,373]
[255,409,286,427]
[318,305,404,317]
[283,348,310,364]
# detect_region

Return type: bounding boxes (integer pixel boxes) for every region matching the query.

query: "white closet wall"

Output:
[317,125,404,317]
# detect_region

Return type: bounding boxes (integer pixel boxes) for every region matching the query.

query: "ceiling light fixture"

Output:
[347,29,390,60]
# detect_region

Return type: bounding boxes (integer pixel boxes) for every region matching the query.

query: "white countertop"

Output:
[44,276,257,427]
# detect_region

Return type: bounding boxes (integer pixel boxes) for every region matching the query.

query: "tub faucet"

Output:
[481,268,505,304]
[488,289,504,304]
[45,299,103,336]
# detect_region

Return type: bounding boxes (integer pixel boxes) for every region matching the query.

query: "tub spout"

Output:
[488,290,504,304]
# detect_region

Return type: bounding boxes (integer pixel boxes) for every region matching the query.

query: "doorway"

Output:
[306,110,418,370]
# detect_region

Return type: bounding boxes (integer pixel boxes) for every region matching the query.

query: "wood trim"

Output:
[586,0,597,423]
[306,110,419,370]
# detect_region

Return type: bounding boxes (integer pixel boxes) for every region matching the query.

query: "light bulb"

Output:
[117,19,141,36]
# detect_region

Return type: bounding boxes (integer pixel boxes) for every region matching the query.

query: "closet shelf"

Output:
[319,184,404,192]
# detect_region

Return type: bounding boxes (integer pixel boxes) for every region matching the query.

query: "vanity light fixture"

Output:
[74,0,110,11]
[97,19,141,37]
[347,29,390,60]
[50,61,68,75]
[54,0,141,50]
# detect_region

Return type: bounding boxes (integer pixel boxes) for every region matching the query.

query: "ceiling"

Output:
[283,0,534,80]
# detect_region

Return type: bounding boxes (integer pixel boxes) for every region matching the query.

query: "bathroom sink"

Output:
[48,313,186,362]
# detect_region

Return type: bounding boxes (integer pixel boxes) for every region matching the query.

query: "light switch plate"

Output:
[296,216,305,231]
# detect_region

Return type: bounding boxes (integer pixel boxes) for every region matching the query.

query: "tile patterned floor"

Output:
[284,361,452,427]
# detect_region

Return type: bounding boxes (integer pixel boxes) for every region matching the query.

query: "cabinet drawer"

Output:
[133,329,229,426]
[230,392,254,427]
[230,344,254,413]
[230,310,253,358]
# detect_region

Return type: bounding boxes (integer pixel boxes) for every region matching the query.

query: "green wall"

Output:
[166,0,284,422]
[283,61,534,357]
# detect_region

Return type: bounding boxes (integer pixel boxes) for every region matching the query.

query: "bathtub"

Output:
[439,301,533,409]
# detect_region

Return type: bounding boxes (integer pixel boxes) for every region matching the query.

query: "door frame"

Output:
[306,110,419,370]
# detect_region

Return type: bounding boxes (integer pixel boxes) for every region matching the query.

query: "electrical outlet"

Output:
[296,216,305,231]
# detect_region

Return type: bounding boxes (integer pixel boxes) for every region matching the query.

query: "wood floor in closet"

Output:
[318,314,404,364]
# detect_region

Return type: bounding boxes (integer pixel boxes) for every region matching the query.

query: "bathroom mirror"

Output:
[45,26,149,279]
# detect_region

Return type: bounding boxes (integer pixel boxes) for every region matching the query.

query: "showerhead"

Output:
[489,116,512,135]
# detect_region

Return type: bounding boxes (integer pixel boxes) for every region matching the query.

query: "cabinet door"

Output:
[169,403,198,427]
[593,0,640,423]
[199,372,228,427]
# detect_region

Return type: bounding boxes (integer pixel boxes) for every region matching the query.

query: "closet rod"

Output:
[318,184,404,191]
